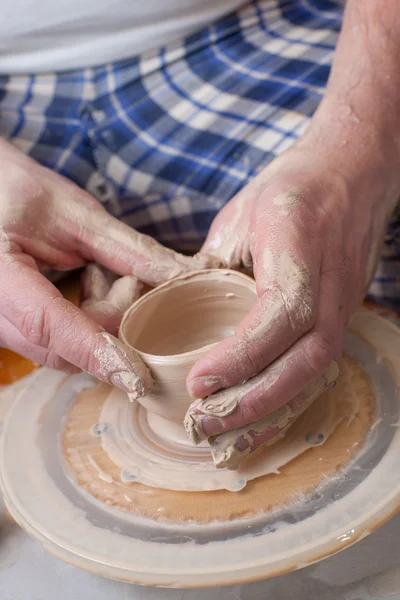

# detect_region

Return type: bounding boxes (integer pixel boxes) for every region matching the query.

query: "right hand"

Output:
[0,139,217,398]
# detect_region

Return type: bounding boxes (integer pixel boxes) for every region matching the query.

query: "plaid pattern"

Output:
[0,0,398,309]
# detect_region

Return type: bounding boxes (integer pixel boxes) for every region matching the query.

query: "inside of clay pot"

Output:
[124,273,256,356]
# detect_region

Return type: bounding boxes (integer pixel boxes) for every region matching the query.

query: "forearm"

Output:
[325,0,400,126]
[304,0,400,214]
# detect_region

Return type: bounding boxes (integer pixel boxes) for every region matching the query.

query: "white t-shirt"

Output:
[0,0,246,74]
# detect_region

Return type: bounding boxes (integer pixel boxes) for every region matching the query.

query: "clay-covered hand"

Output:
[185,125,400,468]
[0,139,215,398]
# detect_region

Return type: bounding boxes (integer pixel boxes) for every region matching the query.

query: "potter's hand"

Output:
[0,139,214,398]
[185,0,400,468]
[185,121,400,467]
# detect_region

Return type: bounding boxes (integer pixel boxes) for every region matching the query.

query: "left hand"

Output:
[184,127,399,468]
[0,139,218,398]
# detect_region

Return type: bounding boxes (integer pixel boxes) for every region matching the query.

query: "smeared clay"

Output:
[272,188,302,216]
[247,248,312,343]
[209,361,339,469]
[186,358,338,451]
[201,375,226,389]
[262,246,275,277]
[4,348,376,518]
[100,355,353,491]
[119,268,321,473]
[272,189,302,207]
[185,326,332,456]
[277,250,313,328]
[184,393,239,445]
[94,332,152,400]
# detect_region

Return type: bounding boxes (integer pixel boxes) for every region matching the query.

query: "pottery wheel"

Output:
[0,309,400,587]
[62,353,373,518]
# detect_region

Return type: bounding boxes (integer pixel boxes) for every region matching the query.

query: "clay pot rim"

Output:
[119,268,256,363]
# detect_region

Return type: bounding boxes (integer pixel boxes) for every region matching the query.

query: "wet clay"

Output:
[96,360,338,492]
[118,269,257,421]
[118,269,339,473]
[62,354,374,523]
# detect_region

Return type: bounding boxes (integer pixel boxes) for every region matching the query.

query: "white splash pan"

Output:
[0,309,399,588]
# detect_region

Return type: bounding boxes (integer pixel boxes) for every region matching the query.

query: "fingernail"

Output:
[324,360,339,385]
[210,435,252,470]
[188,375,225,398]
[201,416,222,437]
[209,424,280,469]
[110,371,147,401]
[110,373,130,392]
[184,412,224,444]
[184,411,205,444]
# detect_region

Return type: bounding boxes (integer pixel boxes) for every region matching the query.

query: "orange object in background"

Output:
[0,349,38,385]
[363,300,400,325]
[0,274,81,385]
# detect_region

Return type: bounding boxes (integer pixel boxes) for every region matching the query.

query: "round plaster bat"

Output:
[0,309,399,587]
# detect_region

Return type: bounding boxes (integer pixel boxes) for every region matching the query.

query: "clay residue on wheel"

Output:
[62,354,374,524]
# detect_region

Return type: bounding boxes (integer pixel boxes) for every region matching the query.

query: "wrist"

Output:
[299,101,400,218]
[297,0,400,218]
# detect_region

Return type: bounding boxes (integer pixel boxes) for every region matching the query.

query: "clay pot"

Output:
[119,269,256,422]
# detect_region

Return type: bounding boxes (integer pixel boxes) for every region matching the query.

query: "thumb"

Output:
[1,259,152,399]
[81,263,143,335]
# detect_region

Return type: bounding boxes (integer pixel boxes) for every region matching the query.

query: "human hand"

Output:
[185,122,400,468]
[0,139,216,398]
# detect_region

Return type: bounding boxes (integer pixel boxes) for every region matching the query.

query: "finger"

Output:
[0,259,152,399]
[81,274,143,335]
[66,203,221,287]
[208,363,338,469]
[106,274,143,309]
[184,332,339,443]
[81,263,116,303]
[0,314,79,373]
[187,244,320,398]
[200,195,250,269]
[185,265,344,443]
